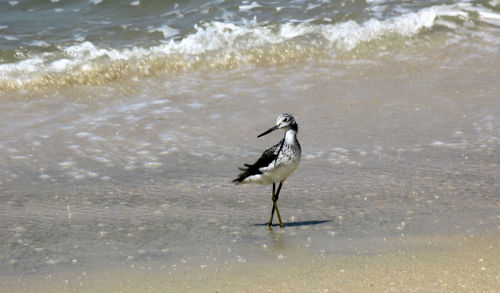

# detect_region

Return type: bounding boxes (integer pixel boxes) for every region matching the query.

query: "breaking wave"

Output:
[1,3,499,91]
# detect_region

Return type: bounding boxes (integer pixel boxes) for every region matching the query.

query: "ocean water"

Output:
[1,0,500,290]
[1,0,500,90]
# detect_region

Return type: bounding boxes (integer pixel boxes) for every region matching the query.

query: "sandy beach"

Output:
[1,1,499,291]
[2,55,499,291]
[3,235,500,292]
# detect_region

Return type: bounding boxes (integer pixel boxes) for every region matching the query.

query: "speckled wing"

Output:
[232,139,284,183]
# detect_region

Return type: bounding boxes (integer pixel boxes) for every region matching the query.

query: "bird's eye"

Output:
[283,117,289,122]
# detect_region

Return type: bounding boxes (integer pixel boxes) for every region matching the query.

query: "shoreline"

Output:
[3,233,499,292]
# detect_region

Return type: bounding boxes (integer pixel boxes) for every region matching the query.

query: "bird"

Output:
[233,113,301,228]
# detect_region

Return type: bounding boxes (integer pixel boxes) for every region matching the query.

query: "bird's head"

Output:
[258,113,297,137]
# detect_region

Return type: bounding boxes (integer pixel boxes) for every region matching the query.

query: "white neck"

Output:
[284,129,297,144]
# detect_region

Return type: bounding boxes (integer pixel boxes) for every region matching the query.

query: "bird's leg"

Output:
[274,182,284,228]
[268,183,276,227]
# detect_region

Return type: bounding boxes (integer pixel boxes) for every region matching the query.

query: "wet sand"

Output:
[1,34,499,291]
[3,235,500,292]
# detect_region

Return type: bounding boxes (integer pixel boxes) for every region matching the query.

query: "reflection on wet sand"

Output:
[2,235,499,292]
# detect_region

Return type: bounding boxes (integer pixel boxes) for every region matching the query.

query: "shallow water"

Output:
[2,48,499,277]
[1,0,500,290]
[2,235,500,292]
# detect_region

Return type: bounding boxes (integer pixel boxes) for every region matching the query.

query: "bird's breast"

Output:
[261,144,301,182]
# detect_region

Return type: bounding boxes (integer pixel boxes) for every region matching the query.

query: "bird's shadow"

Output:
[253,220,330,228]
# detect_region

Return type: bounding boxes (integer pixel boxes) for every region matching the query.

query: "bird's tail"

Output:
[232,164,255,184]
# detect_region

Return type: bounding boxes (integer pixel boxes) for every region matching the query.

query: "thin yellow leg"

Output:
[267,182,284,228]
[268,183,276,228]
[268,205,275,228]
[274,202,284,228]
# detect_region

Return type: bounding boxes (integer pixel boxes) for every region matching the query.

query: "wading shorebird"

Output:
[233,113,301,228]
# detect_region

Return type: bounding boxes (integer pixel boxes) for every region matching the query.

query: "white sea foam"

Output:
[2,35,18,41]
[239,1,261,11]
[1,3,499,85]
[76,132,92,138]
[148,25,180,39]
[151,99,170,104]
[144,161,162,168]
[29,40,50,47]
[59,160,75,168]
[94,156,112,164]
[9,155,28,160]
[39,174,51,180]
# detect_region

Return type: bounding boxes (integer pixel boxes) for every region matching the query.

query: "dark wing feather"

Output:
[233,139,284,183]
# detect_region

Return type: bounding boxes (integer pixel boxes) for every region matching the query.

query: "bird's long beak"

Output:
[257,125,279,138]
